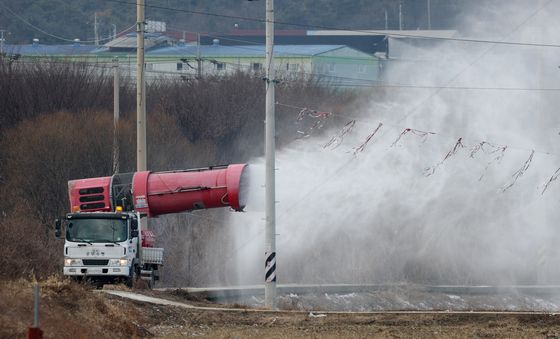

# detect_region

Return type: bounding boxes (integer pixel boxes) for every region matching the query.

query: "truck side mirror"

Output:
[55,219,62,238]
[131,230,139,238]
[131,219,138,230]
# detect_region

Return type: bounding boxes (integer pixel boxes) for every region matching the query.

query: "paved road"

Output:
[103,287,560,314]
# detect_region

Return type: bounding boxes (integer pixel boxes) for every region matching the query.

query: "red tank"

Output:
[68,164,248,216]
[141,230,156,247]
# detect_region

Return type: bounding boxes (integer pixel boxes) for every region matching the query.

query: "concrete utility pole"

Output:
[137,0,147,171]
[94,12,99,46]
[399,1,403,30]
[113,57,120,174]
[427,0,432,30]
[0,30,6,54]
[384,10,388,30]
[264,0,277,310]
[197,32,202,79]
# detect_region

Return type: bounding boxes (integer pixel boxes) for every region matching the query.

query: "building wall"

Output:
[142,47,378,86]
[312,47,379,86]
[145,55,316,79]
[12,46,379,87]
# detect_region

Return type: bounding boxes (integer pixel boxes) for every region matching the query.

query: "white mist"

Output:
[227,1,560,288]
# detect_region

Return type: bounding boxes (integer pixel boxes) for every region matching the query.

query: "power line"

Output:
[313,82,560,92]
[0,2,135,44]
[104,0,560,49]
[165,25,264,46]
[152,27,560,90]
[8,54,560,93]
[161,28,384,65]
[2,0,555,85]
[143,46,560,92]
[396,0,553,124]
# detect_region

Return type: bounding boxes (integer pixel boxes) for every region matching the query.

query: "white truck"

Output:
[55,164,247,287]
[56,211,162,287]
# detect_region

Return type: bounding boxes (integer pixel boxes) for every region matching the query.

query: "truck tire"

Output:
[94,280,104,290]
[146,274,155,289]
[143,266,155,289]
[126,266,139,288]
[70,276,83,284]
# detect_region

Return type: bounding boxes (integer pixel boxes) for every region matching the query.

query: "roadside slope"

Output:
[0,278,153,338]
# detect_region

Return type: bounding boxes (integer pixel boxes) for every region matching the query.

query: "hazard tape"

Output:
[265,252,276,283]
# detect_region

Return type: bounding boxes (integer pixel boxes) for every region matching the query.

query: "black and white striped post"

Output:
[265,251,276,283]
[264,0,277,309]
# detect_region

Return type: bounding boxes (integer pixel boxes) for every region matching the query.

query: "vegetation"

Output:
[0,278,153,337]
[0,0,473,44]
[0,58,356,283]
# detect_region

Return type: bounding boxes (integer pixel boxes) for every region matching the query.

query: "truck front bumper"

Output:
[64,266,130,277]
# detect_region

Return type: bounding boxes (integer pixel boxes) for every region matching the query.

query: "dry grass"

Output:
[0,276,153,338]
[2,276,560,338]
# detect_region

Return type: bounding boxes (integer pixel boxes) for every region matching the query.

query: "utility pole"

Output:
[0,30,6,54]
[94,12,99,46]
[399,1,403,30]
[113,57,120,174]
[427,0,432,30]
[197,32,202,79]
[137,0,147,171]
[264,0,277,310]
[384,10,388,30]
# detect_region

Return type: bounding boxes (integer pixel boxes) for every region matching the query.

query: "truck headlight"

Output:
[64,258,82,266]
[109,258,129,266]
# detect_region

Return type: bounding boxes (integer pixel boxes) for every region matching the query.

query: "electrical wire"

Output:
[396,0,554,124]
[2,0,557,98]
[5,58,553,158]
[8,52,560,93]
[11,53,555,92]
[103,0,560,49]
[0,2,135,44]
[112,17,560,93]
[138,47,560,92]
[165,25,263,46]
[2,2,556,91]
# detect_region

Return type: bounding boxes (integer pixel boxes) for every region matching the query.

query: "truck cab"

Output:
[56,211,162,287]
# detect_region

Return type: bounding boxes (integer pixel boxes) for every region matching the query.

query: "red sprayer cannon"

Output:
[56,164,248,287]
[67,164,248,216]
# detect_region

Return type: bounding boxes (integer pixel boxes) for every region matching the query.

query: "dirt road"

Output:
[133,304,560,338]
[106,289,560,338]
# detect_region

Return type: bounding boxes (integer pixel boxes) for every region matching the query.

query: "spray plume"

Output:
[224,1,560,296]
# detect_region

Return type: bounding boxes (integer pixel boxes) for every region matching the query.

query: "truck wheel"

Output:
[146,274,155,289]
[147,265,157,289]
[85,277,103,289]
[126,267,138,288]
[70,276,83,284]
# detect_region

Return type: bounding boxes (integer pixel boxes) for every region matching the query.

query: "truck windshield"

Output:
[66,218,128,243]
